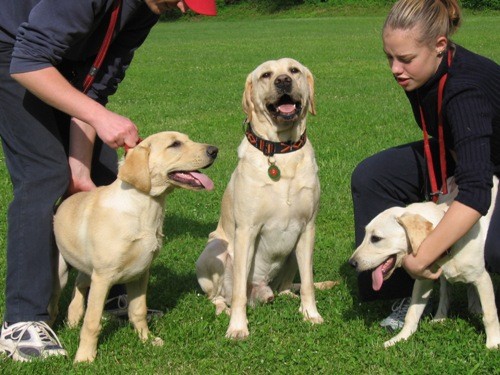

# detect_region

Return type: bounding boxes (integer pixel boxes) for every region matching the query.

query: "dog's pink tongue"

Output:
[278,104,296,114]
[372,264,385,291]
[190,172,214,191]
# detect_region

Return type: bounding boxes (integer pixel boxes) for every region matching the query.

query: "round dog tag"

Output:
[268,164,281,181]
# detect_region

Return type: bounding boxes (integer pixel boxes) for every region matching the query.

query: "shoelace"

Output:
[106,294,129,310]
[389,298,410,320]
[8,321,63,356]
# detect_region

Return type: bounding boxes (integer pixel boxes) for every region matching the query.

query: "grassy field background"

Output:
[0,10,499,375]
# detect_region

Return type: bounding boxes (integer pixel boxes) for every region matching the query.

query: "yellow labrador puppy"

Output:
[196,58,333,340]
[349,177,500,349]
[53,131,217,362]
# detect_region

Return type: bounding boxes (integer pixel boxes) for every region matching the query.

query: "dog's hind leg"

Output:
[67,272,90,328]
[48,253,70,326]
[196,237,231,314]
[473,271,500,349]
[433,277,451,322]
[467,283,483,315]
[385,279,433,348]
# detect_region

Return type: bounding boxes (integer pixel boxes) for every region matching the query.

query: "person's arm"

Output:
[403,200,481,279]
[11,67,138,148]
[67,118,97,195]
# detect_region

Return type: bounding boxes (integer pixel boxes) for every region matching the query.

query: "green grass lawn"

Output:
[1,13,499,374]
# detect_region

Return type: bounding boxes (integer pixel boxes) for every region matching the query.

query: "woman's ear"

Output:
[435,36,448,56]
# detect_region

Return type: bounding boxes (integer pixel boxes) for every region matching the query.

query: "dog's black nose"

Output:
[274,74,292,93]
[348,258,357,268]
[207,146,218,159]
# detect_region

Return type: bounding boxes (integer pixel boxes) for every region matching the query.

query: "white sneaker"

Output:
[0,321,67,362]
[104,294,164,322]
[380,297,433,331]
[379,298,411,331]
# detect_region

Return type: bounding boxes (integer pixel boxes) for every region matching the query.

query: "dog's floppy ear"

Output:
[305,68,316,115]
[397,213,434,255]
[242,75,254,123]
[117,145,151,194]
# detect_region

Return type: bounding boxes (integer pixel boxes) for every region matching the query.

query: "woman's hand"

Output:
[401,200,482,280]
[402,254,442,280]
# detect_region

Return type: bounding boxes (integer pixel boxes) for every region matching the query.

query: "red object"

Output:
[82,0,122,93]
[124,137,143,153]
[184,0,217,16]
[419,51,453,202]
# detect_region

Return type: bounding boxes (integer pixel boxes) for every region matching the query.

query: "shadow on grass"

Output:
[340,258,500,336]
[53,265,200,350]
[163,212,218,240]
[148,263,199,311]
[338,258,411,328]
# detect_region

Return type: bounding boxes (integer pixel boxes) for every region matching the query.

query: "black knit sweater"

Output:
[405,44,500,215]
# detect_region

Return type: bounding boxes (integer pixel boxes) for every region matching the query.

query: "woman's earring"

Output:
[437,49,445,57]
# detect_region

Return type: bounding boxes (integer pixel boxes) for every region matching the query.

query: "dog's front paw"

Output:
[299,306,323,324]
[431,317,447,323]
[74,348,97,363]
[225,325,249,340]
[383,338,399,348]
[384,333,407,348]
[151,337,164,346]
[304,314,324,324]
[486,336,500,349]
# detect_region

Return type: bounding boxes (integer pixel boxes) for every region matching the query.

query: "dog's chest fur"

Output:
[74,186,166,281]
[235,142,319,280]
[235,142,318,221]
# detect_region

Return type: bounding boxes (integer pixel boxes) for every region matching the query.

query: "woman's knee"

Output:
[351,153,389,196]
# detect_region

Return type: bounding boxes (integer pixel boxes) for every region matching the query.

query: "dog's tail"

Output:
[291,280,339,292]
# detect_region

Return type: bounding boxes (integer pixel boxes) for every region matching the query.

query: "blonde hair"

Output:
[383,0,462,47]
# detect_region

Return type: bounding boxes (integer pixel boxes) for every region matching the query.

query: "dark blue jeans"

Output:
[0,44,117,323]
[351,139,500,302]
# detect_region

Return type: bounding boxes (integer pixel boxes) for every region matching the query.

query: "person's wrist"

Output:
[79,99,105,131]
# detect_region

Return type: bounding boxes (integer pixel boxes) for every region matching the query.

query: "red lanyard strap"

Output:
[82,0,122,94]
[419,51,452,202]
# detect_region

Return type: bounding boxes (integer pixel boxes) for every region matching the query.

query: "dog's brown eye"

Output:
[290,67,300,74]
[371,235,382,243]
[261,72,272,79]
[169,141,181,148]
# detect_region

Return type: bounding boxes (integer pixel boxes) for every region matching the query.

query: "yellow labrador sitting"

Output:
[349,177,500,349]
[53,131,217,362]
[196,58,335,340]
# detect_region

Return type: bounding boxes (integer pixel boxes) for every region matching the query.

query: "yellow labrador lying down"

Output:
[52,132,217,362]
[349,177,500,349]
[196,58,336,340]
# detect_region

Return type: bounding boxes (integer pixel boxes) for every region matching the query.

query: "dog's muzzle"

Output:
[274,74,292,94]
[266,75,303,122]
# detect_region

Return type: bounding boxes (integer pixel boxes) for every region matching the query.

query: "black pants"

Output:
[0,44,118,323]
[351,139,500,302]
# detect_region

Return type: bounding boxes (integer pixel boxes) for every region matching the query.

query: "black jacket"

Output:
[405,45,500,215]
[0,0,159,105]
